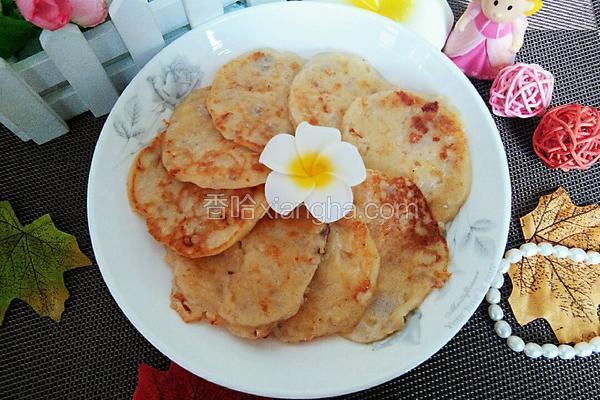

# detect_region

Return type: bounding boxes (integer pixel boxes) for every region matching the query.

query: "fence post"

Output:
[183,0,224,28]
[40,24,119,117]
[0,59,69,144]
[110,0,165,69]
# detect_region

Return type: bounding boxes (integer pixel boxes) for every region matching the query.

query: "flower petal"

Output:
[295,122,341,161]
[70,0,108,28]
[304,176,353,223]
[318,142,367,187]
[259,134,300,174]
[265,172,314,216]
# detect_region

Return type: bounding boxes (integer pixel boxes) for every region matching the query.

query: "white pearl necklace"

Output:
[487,242,600,359]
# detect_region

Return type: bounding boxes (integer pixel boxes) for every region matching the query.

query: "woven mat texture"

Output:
[1,1,600,398]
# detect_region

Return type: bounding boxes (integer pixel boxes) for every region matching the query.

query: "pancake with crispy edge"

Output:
[162,87,269,189]
[207,48,304,152]
[342,89,471,224]
[289,52,389,130]
[128,133,268,258]
[344,170,450,344]
[275,216,380,342]
[167,209,328,339]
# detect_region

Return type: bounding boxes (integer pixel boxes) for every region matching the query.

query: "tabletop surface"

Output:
[1,1,600,399]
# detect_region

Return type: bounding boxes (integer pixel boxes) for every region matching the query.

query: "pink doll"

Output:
[444,0,543,80]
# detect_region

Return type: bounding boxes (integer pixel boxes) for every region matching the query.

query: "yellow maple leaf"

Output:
[520,187,600,251]
[508,254,600,343]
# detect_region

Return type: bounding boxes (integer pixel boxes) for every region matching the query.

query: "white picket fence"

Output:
[0,0,284,144]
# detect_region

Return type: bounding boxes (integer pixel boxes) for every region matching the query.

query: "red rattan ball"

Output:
[533,104,600,171]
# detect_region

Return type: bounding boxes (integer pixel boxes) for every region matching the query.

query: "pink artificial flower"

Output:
[70,0,108,28]
[16,0,73,31]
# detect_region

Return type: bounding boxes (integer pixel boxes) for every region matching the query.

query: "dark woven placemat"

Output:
[1,1,600,399]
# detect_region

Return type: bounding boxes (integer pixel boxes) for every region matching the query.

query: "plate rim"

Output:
[87,2,512,398]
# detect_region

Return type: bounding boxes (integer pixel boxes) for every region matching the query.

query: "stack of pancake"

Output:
[128,49,471,343]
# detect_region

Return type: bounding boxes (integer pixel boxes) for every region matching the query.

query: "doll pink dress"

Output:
[444,0,528,80]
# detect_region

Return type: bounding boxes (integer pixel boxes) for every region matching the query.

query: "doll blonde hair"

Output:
[525,0,543,16]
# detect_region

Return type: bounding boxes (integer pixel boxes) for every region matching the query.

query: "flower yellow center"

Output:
[289,151,335,190]
[349,0,414,22]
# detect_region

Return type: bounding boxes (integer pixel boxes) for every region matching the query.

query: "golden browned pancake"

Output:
[208,90,292,153]
[344,170,450,344]
[219,211,328,327]
[342,90,471,224]
[167,210,328,339]
[207,49,303,152]
[162,87,269,189]
[128,134,268,258]
[274,216,380,342]
[167,248,274,339]
[210,48,303,95]
[289,52,389,130]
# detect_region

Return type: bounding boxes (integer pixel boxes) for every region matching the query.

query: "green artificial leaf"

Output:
[2,0,12,16]
[0,0,40,59]
[2,0,24,19]
[0,15,39,59]
[0,201,92,325]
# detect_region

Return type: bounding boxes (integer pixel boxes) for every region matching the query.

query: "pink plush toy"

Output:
[444,0,543,80]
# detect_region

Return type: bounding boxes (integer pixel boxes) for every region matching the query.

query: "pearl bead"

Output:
[495,320,512,338]
[486,288,501,304]
[507,335,525,352]
[488,304,504,321]
[552,245,569,258]
[585,251,600,265]
[524,342,543,358]
[568,248,586,263]
[506,248,522,263]
[484,254,597,360]
[537,242,553,256]
[520,243,538,257]
[558,344,575,360]
[590,337,600,353]
[574,342,593,357]
[498,259,511,274]
[542,343,559,359]
[491,272,504,289]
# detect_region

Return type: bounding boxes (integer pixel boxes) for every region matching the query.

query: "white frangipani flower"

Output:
[259,122,367,223]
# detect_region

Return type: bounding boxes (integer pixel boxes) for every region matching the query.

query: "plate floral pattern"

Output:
[113,57,202,165]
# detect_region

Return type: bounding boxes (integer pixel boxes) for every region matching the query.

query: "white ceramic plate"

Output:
[88,2,511,398]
